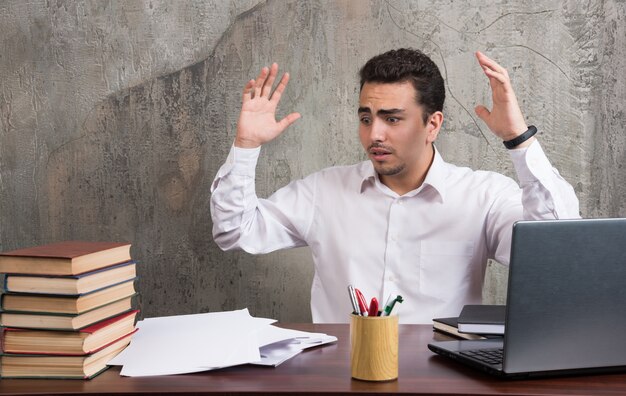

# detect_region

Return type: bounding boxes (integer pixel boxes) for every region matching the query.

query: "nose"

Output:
[369,119,387,142]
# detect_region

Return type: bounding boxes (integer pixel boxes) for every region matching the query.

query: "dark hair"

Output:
[359,48,445,124]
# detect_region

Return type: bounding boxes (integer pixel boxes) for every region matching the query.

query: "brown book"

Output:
[0,241,131,275]
[4,261,136,295]
[0,296,134,330]
[0,333,132,379]
[2,280,136,314]
[2,310,138,355]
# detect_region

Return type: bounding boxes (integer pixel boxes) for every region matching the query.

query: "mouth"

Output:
[369,146,392,161]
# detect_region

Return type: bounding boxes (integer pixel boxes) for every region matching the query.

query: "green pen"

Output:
[382,295,404,316]
[388,296,404,316]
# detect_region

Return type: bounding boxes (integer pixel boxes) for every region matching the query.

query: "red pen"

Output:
[354,288,369,316]
[368,297,379,317]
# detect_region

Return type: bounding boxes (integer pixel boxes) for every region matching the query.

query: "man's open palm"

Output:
[474,51,527,141]
[235,63,301,148]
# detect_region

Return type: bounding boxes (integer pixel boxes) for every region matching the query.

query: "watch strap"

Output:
[503,125,537,149]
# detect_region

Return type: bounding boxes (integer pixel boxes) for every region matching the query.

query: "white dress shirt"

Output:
[210,140,580,323]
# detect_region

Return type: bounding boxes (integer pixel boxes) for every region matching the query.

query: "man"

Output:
[210,49,579,323]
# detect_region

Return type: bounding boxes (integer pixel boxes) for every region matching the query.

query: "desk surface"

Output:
[1,323,625,395]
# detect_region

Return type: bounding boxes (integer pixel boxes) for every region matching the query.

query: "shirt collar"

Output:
[358,145,448,202]
[422,145,448,202]
[358,161,377,191]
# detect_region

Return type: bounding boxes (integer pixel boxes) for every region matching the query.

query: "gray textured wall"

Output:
[1,0,624,322]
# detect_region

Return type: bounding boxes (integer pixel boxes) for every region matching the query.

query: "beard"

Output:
[374,162,405,176]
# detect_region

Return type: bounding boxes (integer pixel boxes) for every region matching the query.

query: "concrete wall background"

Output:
[1,0,624,322]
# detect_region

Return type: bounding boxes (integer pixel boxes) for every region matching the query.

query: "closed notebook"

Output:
[2,279,136,314]
[4,261,137,295]
[2,310,139,355]
[0,241,131,275]
[0,332,133,379]
[457,305,505,334]
[432,317,488,340]
[0,296,134,330]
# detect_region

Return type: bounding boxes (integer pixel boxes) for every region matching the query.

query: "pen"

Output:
[388,295,403,316]
[355,288,369,317]
[368,297,379,317]
[382,295,404,316]
[382,295,394,314]
[347,285,360,315]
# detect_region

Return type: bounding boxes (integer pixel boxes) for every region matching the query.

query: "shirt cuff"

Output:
[224,144,261,175]
[213,144,260,181]
[508,139,553,183]
[232,144,261,168]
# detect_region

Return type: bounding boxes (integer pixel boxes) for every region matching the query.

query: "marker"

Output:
[355,288,369,317]
[368,297,379,317]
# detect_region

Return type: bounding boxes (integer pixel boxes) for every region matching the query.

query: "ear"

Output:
[426,111,444,143]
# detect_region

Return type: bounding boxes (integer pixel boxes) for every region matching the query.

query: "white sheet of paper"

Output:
[255,324,330,347]
[252,334,338,366]
[109,308,275,376]
[255,340,303,367]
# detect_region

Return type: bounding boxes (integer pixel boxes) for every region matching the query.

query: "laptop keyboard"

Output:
[460,348,503,365]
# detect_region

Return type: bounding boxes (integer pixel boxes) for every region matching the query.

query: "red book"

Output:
[0,241,132,275]
[2,310,139,355]
[1,332,134,379]
[0,296,134,330]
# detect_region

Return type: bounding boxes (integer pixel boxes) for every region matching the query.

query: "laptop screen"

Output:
[503,218,626,373]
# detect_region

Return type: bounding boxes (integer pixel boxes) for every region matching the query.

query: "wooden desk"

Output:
[1,323,625,395]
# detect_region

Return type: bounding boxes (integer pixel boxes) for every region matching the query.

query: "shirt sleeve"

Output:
[487,139,581,265]
[210,145,316,254]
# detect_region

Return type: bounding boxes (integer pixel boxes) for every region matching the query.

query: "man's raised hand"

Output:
[235,63,301,148]
[474,51,531,145]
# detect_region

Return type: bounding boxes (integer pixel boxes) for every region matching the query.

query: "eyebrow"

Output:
[357,107,406,115]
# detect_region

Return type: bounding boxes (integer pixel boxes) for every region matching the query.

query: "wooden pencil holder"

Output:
[349,314,399,381]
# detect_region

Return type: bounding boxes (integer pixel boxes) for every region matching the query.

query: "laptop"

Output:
[428,218,626,378]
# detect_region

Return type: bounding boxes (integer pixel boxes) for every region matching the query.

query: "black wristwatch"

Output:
[503,126,537,149]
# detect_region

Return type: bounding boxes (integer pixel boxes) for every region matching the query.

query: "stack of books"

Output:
[432,304,505,340]
[0,241,139,379]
